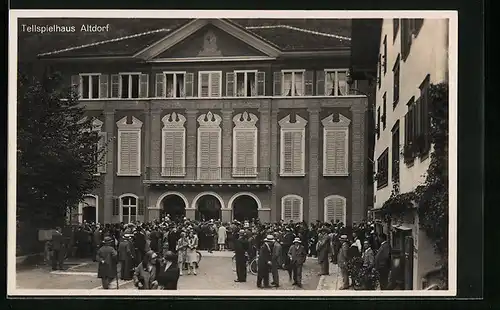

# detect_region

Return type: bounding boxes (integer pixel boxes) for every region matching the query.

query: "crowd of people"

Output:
[50,215,394,290]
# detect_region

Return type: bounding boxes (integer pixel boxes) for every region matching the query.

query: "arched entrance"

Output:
[195,195,222,221]
[159,192,187,221]
[232,194,259,222]
[81,195,97,223]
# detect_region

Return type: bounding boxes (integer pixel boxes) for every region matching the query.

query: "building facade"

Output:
[39,19,370,226]
[372,19,449,289]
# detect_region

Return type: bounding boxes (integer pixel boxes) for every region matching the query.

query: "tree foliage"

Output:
[17,71,107,228]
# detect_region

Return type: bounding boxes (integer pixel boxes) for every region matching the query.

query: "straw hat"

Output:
[264,235,275,242]
[292,238,301,244]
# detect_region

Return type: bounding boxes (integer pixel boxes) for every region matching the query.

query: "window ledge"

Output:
[232,174,258,178]
[377,182,389,190]
[161,173,186,177]
[279,173,306,177]
[117,173,141,177]
[323,173,349,177]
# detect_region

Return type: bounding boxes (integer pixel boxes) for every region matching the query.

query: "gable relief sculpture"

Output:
[198,31,222,57]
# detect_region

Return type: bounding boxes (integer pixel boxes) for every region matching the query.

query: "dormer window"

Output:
[81,74,100,99]
[165,72,186,98]
[282,70,304,97]
[110,73,148,99]
[120,73,140,99]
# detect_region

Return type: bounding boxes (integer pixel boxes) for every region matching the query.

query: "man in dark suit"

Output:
[233,229,249,283]
[97,236,118,289]
[51,227,65,270]
[256,235,274,288]
[157,251,180,290]
[374,233,391,290]
[288,238,307,288]
[316,227,332,276]
[118,234,135,280]
[134,228,146,266]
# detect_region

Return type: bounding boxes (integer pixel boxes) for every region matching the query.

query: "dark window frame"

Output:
[404,96,416,165]
[418,74,431,158]
[376,106,381,139]
[393,55,400,108]
[376,148,389,189]
[383,35,388,75]
[378,54,382,89]
[391,121,400,185]
[382,92,387,129]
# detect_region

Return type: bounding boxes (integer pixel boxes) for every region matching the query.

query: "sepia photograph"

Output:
[9,10,457,296]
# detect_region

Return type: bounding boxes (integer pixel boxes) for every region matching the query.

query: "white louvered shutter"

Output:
[200,73,210,97]
[257,72,265,96]
[163,130,185,176]
[185,73,194,97]
[99,75,109,98]
[199,130,220,179]
[119,132,131,174]
[273,72,282,96]
[129,131,140,174]
[283,198,293,222]
[292,198,302,222]
[316,71,325,96]
[155,73,165,97]
[325,198,336,222]
[97,132,107,173]
[282,131,293,173]
[120,131,140,175]
[333,197,345,224]
[111,74,120,98]
[291,131,303,173]
[139,74,149,98]
[234,130,256,176]
[226,72,235,97]
[304,70,314,96]
[209,131,220,178]
[211,72,221,97]
[324,129,348,175]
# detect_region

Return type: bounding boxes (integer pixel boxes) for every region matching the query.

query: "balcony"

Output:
[144,167,273,190]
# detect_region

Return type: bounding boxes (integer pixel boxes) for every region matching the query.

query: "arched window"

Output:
[120,194,138,224]
[324,195,346,224]
[281,194,303,223]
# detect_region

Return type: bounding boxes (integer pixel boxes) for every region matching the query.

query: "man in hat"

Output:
[118,234,135,280]
[50,227,65,271]
[97,236,118,289]
[270,232,282,287]
[233,229,249,283]
[316,227,332,276]
[374,233,391,290]
[337,235,350,289]
[206,220,217,253]
[287,238,307,287]
[256,235,274,288]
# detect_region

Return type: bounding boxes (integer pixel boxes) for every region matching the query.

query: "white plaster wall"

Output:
[374,19,449,208]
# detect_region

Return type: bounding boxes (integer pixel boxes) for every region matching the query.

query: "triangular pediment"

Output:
[135,19,281,61]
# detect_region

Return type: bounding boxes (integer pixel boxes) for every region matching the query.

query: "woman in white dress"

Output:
[186,230,199,275]
[176,232,188,276]
[218,224,227,251]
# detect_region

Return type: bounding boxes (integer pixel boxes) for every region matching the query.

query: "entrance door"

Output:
[162,195,187,221]
[232,195,258,222]
[196,195,221,221]
[404,235,414,290]
[82,206,96,223]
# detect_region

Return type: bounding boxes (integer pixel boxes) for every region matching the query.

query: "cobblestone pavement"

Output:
[16,251,322,291]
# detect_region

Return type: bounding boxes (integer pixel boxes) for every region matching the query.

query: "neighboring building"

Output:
[38,18,370,226]
[354,19,449,290]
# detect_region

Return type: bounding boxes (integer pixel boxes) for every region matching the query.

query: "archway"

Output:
[232,195,259,222]
[195,195,222,221]
[81,195,97,224]
[161,194,187,221]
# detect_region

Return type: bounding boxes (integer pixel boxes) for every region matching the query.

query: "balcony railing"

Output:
[144,166,272,184]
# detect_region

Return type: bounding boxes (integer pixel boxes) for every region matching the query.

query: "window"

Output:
[198,71,222,97]
[383,36,388,75]
[418,75,431,157]
[324,69,350,96]
[391,122,400,186]
[232,111,258,177]
[71,74,109,99]
[110,73,148,99]
[197,111,222,180]
[377,55,382,89]
[376,107,381,139]
[376,148,389,189]
[279,114,308,176]
[161,112,186,176]
[401,19,424,61]
[120,195,137,224]
[281,195,303,223]
[227,71,265,97]
[324,195,346,224]
[393,19,400,41]
[404,97,416,165]
[155,72,194,98]
[322,113,350,176]
[382,93,387,130]
[393,55,400,107]
[116,116,143,176]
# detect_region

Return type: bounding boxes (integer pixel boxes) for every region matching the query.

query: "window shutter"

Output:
[97,132,107,173]
[257,71,265,96]
[283,198,292,221]
[138,197,145,216]
[291,131,303,173]
[273,72,282,96]
[99,75,109,98]
[292,198,301,222]
[325,198,335,222]
[185,73,194,97]
[226,72,235,97]
[247,131,257,174]
[334,130,348,174]
[111,74,120,98]
[324,130,336,175]
[209,131,220,178]
[404,113,409,146]
[316,71,325,96]
[333,198,345,224]
[304,70,314,96]
[282,131,293,173]
[155,73,165,97]
[200,73,210,97]
[113,196,119,216]
[139,74,149,98]
[129,131,140,174]
[119,132,131,174]
[163,130,185,176]
[234,130,246,174]
[210,72,221,97]
[198,131,211,179]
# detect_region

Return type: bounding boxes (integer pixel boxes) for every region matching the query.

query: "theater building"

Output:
[39,19,370,225]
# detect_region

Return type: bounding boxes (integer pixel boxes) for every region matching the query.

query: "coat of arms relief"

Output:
[198,31,222,57]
